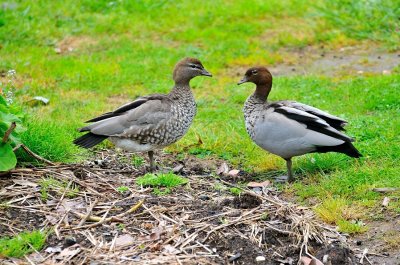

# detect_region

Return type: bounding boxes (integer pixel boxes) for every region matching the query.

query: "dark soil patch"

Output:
[224,193,263,209]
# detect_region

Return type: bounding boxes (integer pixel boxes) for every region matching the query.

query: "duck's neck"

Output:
[170,83,193,100]
[251,84,271,103]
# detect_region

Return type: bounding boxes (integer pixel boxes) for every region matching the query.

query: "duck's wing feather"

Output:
[280,101,347,131]
[79,96,172,137]
[271,102,353,142]
[85,94,166,123]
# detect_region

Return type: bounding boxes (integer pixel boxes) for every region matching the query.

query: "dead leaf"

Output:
[58,246,80,257]
[309,258,324,265]
[114,234,134,248]
[382,197,390,207]
[142,223,153,230]
[228,169,240,177]
[57,199,86,214]
[163,244,180,254]
[45,246,62,253]
[216,162,229,175]
[26,96,50,107]
[172,164,184,173]
[45,215,58,225]
[247,181,271,188]
[300,257,324,265]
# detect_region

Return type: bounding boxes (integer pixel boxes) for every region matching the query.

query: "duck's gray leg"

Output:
[148,151,155,172]
[286,158,294,182]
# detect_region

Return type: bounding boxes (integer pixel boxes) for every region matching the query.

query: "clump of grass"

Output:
[0,230,47,258]
[153,187,172,196]
[229,187,242,196]
[213,183,227,192]
[315,197,367,234]
[116,186,129,194]
[17,119,84,163]
[337,220,368,234]
[131,155,144,168]
[136,173,188,188]
[382,231,400,250]
[39,177,80,201]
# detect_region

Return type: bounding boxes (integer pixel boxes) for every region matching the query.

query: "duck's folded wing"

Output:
[79,98,172,137]
[85,94,166,123]
[282,101,348,131]
[273,105,354,142]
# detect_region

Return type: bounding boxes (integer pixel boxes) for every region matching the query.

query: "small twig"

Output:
[71,199,144,229]
[13,144,56,166]
[360,248,368,264]
[55,180,73,210]
[77,199,99,227]
[2,122,16,143]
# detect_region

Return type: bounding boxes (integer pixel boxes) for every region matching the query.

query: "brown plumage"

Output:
[74,57,212,171]
[238,66,361,182]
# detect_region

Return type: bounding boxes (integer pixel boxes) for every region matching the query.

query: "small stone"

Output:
[199,194,210,201]
[45,246,62,253]
[256,256,266,262]
[228,252,241,262]
[64,237,76,248]
[382,70,391,75]
[172,164,184,173]
[252,187,263,195]
[382,197,390,207]
[216,162,229,175]
[227,169,240,177]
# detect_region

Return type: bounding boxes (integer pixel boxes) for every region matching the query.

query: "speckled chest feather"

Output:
[137,86,196,147]
[243,95,265,140]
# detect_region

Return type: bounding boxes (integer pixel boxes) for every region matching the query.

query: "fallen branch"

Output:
[13,144,56,166]
[71,199,144,229]
[2,122,16,143]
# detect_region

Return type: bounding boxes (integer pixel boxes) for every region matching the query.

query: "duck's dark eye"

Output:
[251,70,258,75]
[189,64,197,69]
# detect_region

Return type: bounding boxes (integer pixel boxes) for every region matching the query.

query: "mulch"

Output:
[0,150,361,265]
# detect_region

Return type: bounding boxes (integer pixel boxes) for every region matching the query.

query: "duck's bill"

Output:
[201,69,212,77]
[237,77,248,85]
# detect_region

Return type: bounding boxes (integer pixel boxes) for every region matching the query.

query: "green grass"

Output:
[136,173,188,188]
[229,187,242,196]
[0,230,47,258]
[39,177,80,201]
[0,0,399,232]
[116,186,129,194]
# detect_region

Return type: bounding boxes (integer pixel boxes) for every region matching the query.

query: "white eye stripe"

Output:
[189,63,202,69]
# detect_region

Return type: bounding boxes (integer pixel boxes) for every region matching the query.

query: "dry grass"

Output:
[0,150,351,264]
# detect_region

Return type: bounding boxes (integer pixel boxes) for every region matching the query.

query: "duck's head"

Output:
[237,67,272,87]
[173,57,212,85]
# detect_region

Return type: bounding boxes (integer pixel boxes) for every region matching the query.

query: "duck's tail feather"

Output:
[73,133,108,149]
[315,141,362,158]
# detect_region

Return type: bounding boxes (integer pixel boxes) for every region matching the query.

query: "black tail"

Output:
[315,141,362,158]
[73,133,108,149]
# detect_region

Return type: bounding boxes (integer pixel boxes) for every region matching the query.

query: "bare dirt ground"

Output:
[229,44,400,78]
[1,150,398,265]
